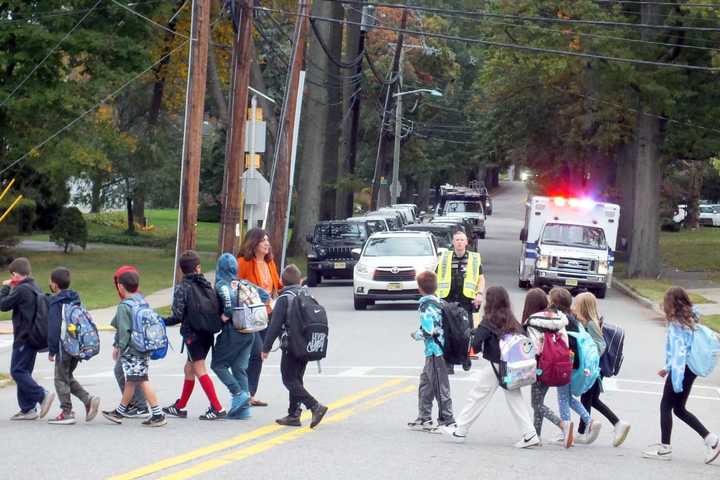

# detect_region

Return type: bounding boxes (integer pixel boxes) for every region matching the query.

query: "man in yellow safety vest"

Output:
[436,229,485,317]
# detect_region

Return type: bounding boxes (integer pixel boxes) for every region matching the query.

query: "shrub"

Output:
[2,198,37,234]
[50,207,88,253]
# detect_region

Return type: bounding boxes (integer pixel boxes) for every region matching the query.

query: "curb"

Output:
[612,278,664,316]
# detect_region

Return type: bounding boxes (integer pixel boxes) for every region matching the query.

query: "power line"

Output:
[309,18,365,69]
[0,0,103,108]
[259,7,720,72]
[110,0,189,39]
[0,0,167,21]
[592,0,720,7]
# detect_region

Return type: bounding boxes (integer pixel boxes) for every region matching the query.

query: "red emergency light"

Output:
[552,196,595,209]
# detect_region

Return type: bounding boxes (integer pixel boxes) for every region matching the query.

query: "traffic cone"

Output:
[469,311,481,359]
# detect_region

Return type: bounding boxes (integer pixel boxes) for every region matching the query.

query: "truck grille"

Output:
[325,247,353,260]
[553,257,594,273]
[373,267,416,282]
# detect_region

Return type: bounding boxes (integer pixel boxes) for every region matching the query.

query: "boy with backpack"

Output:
[46,267,101,424]
[0,257,55,420]
[163,250,226,420]
[102,270,166,427]
[408,271,455,433]
[261,264,328,428]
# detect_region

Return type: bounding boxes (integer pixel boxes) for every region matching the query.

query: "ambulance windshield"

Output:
[541,223,607,250]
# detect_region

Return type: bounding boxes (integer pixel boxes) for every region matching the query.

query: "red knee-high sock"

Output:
[199,375,223,411]
[175,379,195,409]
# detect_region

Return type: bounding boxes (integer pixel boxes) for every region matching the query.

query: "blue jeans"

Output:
[211,329,255,396]
[247,330,266,397]
[11,344,46,412]
[557,384,591,425]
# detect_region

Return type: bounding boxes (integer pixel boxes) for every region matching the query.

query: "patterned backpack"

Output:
[61,302,100,361]
[124,298,168,360]
[493,333,538,390]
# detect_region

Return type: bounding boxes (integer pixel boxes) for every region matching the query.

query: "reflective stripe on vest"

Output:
[436,251,482,300]
[463,252,481,299]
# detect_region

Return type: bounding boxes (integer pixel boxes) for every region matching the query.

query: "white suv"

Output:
[352,231,439,310]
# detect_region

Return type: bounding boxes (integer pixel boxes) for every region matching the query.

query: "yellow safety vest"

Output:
[436,250,482,299]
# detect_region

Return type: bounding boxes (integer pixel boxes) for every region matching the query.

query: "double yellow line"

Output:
[108,378,413,480]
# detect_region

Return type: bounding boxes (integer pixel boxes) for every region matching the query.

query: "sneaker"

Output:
[408,418,433,431]
[48,411,76,425]
[585,419,602,445]
[123,405,150,418]
[102,409,124,425]
[199,406,227,421]
[643,443,672,461]
[705,436,720,465]
[310,404,328,429]
[162,401,188,419]
[562,421,575,448]
[613,421,631,448]
[85,396,100,422]
[440,423,466,443]
[574,432,589,445]
[515,432,541,449]
[276,414,301,427]
[38,391,55,419]
[228,392,250,417]
[10,409,38,421]
[228,406,251,420]
[423,423,443,434]
[142,414,167,427]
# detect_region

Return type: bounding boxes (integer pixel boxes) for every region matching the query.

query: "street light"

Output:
[390,88,443,204]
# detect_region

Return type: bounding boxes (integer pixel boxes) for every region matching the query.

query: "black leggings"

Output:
[660,367,709,444]
[578,378,619,434]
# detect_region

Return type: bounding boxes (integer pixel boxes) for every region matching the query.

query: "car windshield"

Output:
[445,201,483,214]
[363,237,434,257]
[541,223,607,250]
[366,220,387,234]
[315,223,365,240]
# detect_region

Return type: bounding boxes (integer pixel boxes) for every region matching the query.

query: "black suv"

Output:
[306,220,368,287]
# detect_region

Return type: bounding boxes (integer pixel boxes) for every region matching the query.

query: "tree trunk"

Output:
[133,190,146,227]
[90,178,103,213]
[615,143,635,255]
[250,40,276,179]
[207,46,229,126]
[126,179,135,234]
[688,161,702,229]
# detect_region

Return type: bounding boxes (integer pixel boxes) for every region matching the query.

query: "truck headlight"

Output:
[537,255,550,269]
[598,260,608,275]
[356,263,371,275]
[318,248,328,258]
[307,252,317,260]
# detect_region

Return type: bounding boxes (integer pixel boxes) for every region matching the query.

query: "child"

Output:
[261,264,328,428]
[211,253,270,419]
[112,265,148,418]
[572,292,630,447]
[46,267,101,424]
[643,287,720,464]
[0,257,55,420]
[102,270,166,426]
[163,250,226,420]
[441,286,538,448]
[521,288,568,444]
[408,270,455,432]
[549,287,601,447]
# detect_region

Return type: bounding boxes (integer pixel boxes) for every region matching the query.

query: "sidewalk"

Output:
[613,277,720,317]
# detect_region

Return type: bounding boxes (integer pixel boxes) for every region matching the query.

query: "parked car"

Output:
[430,215,478,245]
[391,204,418,223]
[403,223,454,251]
[442,200,487,239]
[377,207,410,226]
[699,205,720,227]
[306,220,368,287]
[346,215,390,234]
[368,210,404,230]
[352,231,439,310]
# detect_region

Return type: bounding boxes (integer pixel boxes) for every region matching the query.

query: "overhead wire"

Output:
[0,0,167,21]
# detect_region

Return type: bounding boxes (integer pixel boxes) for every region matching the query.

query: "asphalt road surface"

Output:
[0,181,718,479]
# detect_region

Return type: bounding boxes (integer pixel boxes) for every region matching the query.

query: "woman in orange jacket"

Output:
[237,228,283,407]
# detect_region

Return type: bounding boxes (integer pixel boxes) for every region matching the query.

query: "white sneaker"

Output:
[705,435,720,465]
[39,391,55,419]
[561,421,574,448]
[10,410,38,420]
[440,424,466,443]
[585,419,602,445]
[407,418,433,432]
[574,432,589,445]
[613,421,631,447]
[643,444,672,461]
[515,432,541,449]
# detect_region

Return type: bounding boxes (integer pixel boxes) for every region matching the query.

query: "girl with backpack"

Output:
[548,288,601,448]
[441,286,539,449]
[572,292,631,447]
[642,287,720,464]
[521,288,569,445]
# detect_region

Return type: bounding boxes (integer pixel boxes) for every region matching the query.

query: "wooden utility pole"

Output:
[218,0,254,255]
[266,0,311,272]
[174,0,210,283]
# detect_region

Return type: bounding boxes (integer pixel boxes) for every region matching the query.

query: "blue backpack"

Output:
[568,323,600,396]
[687,325,720,377]
[124,299,168,360]
[61,302,100,361]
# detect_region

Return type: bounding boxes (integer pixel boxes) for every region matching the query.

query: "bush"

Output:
[198,203,221,222]
[50,207,88,253]
[2,198,37,234]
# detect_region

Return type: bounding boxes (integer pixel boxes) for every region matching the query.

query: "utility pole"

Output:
[266,0,311,273]
[370,7,407,209]
[390,47,404,205]
[218,0,254,255]
[174,0,210,283]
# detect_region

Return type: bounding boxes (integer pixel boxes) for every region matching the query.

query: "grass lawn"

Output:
[660,227,720,274]
[619,277,712,304]
[703,314,720,332]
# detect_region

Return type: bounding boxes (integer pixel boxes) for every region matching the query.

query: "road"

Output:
[0,181,718,479]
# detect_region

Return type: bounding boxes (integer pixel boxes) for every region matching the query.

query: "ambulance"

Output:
[518,196,620,299]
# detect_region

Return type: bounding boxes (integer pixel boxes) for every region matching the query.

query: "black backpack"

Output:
[186,281,223,334]
[284,288,329,361]
[421,300,471,365]
[27,289,49,351]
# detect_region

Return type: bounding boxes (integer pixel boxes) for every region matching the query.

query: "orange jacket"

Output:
[237,256,283,296]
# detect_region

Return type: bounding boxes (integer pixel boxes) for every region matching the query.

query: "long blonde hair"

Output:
[573,292,601,327]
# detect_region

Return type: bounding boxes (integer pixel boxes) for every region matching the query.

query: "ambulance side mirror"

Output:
[519,228,527,242]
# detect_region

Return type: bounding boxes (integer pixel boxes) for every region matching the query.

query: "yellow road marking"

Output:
[108,378,408,480]
[157,385,415,480]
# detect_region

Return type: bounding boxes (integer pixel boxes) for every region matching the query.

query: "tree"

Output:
[50,206,88,253]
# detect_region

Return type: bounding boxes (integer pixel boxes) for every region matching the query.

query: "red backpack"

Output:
[537,331,572,386]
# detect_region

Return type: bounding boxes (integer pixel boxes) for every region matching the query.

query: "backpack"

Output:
[125,299,169,360]
[186,281,223,334]
[687,324,720,377]
[61,302,100,361]
[284,288,329,361]
[600,322,625,378]
[26,289,49,351]
[232,281,268,333]
[492,333,537,390]
[420,300,471,365]
[537,331,572,386]
[567,323,600,396]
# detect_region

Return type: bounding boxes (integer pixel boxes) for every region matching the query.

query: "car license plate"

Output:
[565,278,578,287]
[334,262,346,269]
[387,283,403,291]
